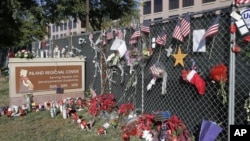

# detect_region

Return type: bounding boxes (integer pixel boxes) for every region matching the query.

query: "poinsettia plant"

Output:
[209,63,228,104]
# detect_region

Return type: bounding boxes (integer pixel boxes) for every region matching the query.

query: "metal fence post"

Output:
[228,3,236,141]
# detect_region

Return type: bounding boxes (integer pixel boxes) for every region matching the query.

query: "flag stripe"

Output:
[235,0,250,5]
[129,39,137,44]
[173,19,184,42]
[131,30,140,39]
[156,31,167,46]
[180,13,190,37]
[140,20,151,33]
[203,15,220,39]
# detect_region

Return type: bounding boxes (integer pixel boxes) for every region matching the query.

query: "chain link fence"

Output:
[30,5,250,141]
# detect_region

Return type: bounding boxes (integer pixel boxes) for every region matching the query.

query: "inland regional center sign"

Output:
[15,65,82,93]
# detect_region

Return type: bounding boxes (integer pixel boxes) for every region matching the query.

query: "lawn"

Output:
[0,77,141,141]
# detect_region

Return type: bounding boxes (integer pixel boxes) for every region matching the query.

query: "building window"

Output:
[202,0,215,3]
[64,23,67,30]
[60,23,63,31]
[81,20,86,28]
[183,0,194,7]
[154,0,162,13]
[68,20,72,29]
[154,17,162,23]
[143,1,151,15]
[48,25,51,33]
[144,19,151,22]
[73,21,77,28]
[52,25,55,32]
[169,0,179,10]
[56,26,58,32]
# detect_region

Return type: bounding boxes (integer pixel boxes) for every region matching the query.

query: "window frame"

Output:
[143,1,151,15]
[202,0,216,3]
[183,0,194,7]
[169,0,179,10]
[154,0,162,13]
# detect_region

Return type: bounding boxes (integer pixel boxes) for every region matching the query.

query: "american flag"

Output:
[203,15,220,39]
[130,29,140,39]
[129,39,137,45]
[140,20,151,33]
[172,19,183,42]
[180,13,190,37]
[156,30,167,46]
[106,30,113,40]
[150,64,163,78]
[235,0,250,6]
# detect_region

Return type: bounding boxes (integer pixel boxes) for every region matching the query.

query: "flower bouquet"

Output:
[209,64,228,105]
[15,50,33,59]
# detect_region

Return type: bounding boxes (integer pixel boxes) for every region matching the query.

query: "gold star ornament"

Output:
[172,47,187,67]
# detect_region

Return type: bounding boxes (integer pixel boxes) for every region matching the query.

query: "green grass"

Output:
[0,77,141,141]
[0,77,9,106]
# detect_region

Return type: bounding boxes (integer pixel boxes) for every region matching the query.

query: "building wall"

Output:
[47,18,86,40]
[140,0,232,22]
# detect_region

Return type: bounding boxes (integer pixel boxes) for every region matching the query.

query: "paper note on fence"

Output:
[110,38,127,57]
[111,38,124,50]
[193,29,206,52]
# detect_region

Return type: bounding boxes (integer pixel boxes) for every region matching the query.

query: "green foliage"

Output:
[0,0,139,49]
[0,0,47,48]
[89,0,139,30]
[0,78,9,106]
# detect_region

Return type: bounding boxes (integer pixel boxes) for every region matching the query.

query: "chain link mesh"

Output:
[30,6,250,140]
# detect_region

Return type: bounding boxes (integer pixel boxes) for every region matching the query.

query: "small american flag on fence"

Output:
[235,0,250,6]
[173,19,184,42]
[130,30,140,39]
[156,30,167,46]
[140,20,150,33]
[129,39,137,45]
[202,15,220,39]
[180,13,190,37]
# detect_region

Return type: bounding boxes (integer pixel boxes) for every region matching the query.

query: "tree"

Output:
[39,0,139,31]
[0,0,139,49]
[89,0,139,31]
[0,0,47,49]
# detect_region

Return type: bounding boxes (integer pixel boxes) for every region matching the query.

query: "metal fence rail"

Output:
[30,5,250,141]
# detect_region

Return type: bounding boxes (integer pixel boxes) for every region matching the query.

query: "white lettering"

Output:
[28,71,44,75]
[234,129,247,136]
[65,70,79,74]
[45,70,64,75]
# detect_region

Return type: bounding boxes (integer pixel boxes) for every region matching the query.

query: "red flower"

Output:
[122,133,130,141]
[97,127,106,135]
[209,64,228,104]
[209,64,228,82]
[118,103,134,115]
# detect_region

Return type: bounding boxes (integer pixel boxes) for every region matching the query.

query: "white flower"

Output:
[142,130,153,141]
